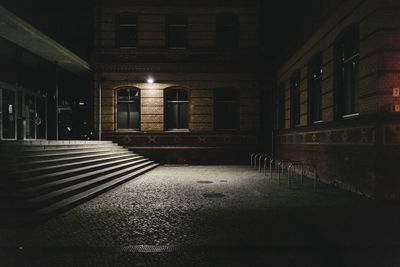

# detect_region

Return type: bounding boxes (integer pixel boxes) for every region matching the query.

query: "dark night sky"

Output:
[0,0,341,64]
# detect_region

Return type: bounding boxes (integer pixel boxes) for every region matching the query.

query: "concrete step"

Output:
[0,140,113,146]
[15,153,139,178]
[0,143,119,153]
[15,146,126,160]
[23,158,149,195]
[19,156,144,186]
[33,163,159,216]
[28,161,156,208]
[18,150,134,169]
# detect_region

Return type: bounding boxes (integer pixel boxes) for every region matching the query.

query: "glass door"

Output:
[24,94,36,139]
[1,88,16,139]
[36,96,47,139]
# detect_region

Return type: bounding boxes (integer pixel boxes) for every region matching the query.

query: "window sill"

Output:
[342,113,359,119]
[165,129,190,132]
[116,129,141,132]
[312,120,324,124]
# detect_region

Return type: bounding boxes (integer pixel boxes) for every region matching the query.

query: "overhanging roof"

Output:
[0,5,91,76]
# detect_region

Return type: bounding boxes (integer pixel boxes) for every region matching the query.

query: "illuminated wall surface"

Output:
[276,0,400,199]
[93,0,268,164]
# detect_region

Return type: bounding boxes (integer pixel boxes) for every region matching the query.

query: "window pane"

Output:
[117,103,128,129]
[128,103,139,129]
[118,90,129,101]
[119,26,137,47]
[217,14,238,48]
[178,103,188,129]
[118,14,137,48]
[279,83,285,129]
[178,90,188,101]
[214,89,239,129]
[130,89,139,99]
[167,102,179,129]
[290,71,300,127]
[167,15,187,48]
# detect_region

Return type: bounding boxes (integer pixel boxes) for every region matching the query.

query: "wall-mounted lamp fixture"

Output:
[147,77,154,84]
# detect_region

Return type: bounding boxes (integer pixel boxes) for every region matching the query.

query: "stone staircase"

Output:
[0,140,159,225]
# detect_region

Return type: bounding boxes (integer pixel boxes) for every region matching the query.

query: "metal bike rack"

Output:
[250,152,258,167]
[254,153,267,170]
[258,153,269,172]
[263,155,273,177]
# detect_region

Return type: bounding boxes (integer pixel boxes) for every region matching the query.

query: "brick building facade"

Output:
[94,0,264,164]
[276,0,400,199]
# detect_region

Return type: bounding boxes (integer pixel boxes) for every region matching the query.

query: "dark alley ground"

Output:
[1,165,400,266]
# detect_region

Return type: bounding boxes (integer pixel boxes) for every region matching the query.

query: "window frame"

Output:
[164,87,189,131]
[115,87,141,131]
[166,15,188,49]
[116,13,138,49]
[290,70,301,128]
[307,52,323,124]
[213,87,240,131]
[334,24,359,119]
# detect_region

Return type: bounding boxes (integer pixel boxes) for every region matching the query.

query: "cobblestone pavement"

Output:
[1,165,400,266]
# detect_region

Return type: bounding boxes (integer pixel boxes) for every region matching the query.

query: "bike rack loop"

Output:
[254,153,267,169]
[250,152,258,167]
[263,155,273,176]
[258,154,269,172]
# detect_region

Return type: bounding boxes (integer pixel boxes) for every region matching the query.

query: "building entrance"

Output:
[0,83,47,140]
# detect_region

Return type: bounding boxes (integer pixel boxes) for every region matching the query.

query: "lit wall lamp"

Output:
[147,77,155,84]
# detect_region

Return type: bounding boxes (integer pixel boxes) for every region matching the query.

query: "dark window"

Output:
[335,24,359,118]
[117,14,137,48]
[216,14,238,48]
[167,15,187,48]
[308,53,323,123]
[214,88,240,130]
[290,70,301,128]
[278,82,286,129]
[117,88,140,130]
[165,89,188,130]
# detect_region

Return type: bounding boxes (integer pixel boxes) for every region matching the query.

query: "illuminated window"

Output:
[214,88,240,130]
[117,88,140,130]
[167,15,187,48]
[165,88,188,130]
[117,13,137,48]
[216,14,238,48]
[290,70,301,128]
[308,53,323,123]
[278,82,286,129]
[334,24,359,118]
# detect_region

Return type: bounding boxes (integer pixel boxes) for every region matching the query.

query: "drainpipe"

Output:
[98,81,101,141]
[55,61,59,140]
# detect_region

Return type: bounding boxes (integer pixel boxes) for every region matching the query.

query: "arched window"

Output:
[334,24,359,118]
[116,87,140,130]
[116,13,137,48]
[214,88,239,130]
[165,88,188,130]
